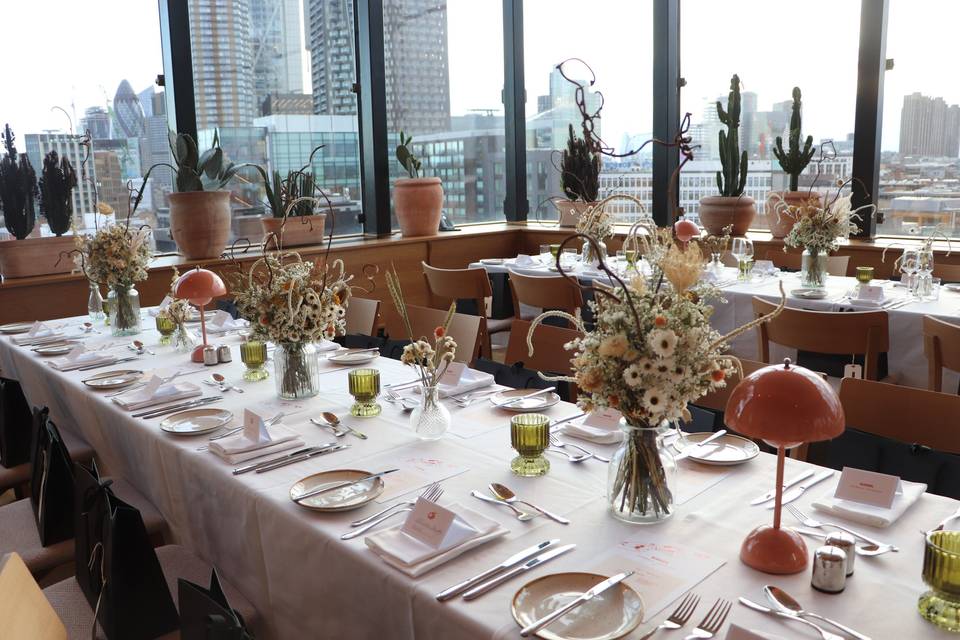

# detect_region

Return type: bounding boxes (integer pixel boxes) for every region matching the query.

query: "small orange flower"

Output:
[654,315,668,327]
[608,395,620,407]
[711,369,725,382]
[434,326,445,338]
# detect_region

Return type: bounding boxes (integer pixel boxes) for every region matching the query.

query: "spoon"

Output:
[311,417,347,437]
[470,490,535,521]
[401,397,419,412]
[129,340,155,355]
[488,483,569,524]
[322,411,367,440]
[545,447,591,463]
[764,586,871,640]
[212,372,244,394]
[793,528,891,556]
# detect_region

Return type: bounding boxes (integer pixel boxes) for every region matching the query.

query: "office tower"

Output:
[307,0,356,115]
[81,107,112,140]
[527,67,601,152]
[24,133,98,224]
[138,87,173,208]
[113,80,145,138]
[899,92,960,157]
[94,151,127,216]
[189,0,256,128]
[262,93,314,115]
[250,0,306,113]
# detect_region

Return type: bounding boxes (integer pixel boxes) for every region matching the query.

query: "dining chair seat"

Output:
[0,478,165,577]
[44,544,258,640]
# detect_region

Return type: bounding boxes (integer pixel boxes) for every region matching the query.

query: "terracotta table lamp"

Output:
[174,267,227,362]
[725,358,844,574]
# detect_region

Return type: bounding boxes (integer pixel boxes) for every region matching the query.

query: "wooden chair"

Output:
[345,297,381,336]
[384,303,482,365]
[765,250,850,276]
[508,271,584,327]
[752,297,889,380]
[0,553,66,639]
[933,262,960,283]
[923,315,960,393]
[504,319,580,378]
[421,262,511,358]
[694,359,767,413]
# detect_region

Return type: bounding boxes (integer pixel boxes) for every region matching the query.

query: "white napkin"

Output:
[112,381,202,411]
[49,352,114,371]
[416,368,495,398]
[812,479,926,528]
[558,417,625,444]
[725,624,788,640]
[206,310,249,334]
[148,296,174,317]
[208,424,304,464]
[315,340,340,352]
[365,503,508,577]
[752,260,779,276]
[13,324,65,345]
[512,254,536,266]
[701,266,736,284]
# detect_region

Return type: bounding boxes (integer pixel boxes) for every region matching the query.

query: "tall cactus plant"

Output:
[561,124,600,201]
[39,150,78,236]
[715,74,748,197]
[0,124,38,240]
[772,87,815,192]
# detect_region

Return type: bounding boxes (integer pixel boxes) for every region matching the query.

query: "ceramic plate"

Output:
[491,389,561,413]
[185,310,216,324]
[0,322,35,334]
[81,369,143,390]
[480,258,505,265]
[291,469,385,512]
[790,288,830,300]
[33,343,75,356]
[944,283,960,293]
[160,408,233,436]
[327,351,379,365]
[672,432,760,466]
[511,572,644,640]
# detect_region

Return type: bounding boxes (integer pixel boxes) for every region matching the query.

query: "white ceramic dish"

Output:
[160,408,233,436]
[491,389,561,413]
[672,431,760,466]
[291,469,385,512]
[81,369,144,390]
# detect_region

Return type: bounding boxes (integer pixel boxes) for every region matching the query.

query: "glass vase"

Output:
[108,284,141,336]
[709,252,724,276]
[410,384,451,440]
[607,419,676,524]
[582,239,607,268]
[274,342,320,399]
[174,324,198,353]
[801,248,828,289]
[919,530,960,632]
[87,283,105,321]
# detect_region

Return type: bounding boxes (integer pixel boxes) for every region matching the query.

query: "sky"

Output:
[3,0,958,154]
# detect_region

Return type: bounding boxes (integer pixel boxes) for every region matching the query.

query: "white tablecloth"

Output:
[0,315,957,639]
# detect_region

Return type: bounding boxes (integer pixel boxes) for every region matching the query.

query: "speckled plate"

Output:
[290,469,385,512]
[327,351,379,365]
[32,343,76,356]
[790,288,830,300]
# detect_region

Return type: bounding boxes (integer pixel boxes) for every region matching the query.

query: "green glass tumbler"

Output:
[510,413,550,477]
[240,340,269,382]
[155,315,176,346]
[856,266,874,284]
[549,244,561,259]
[349,368,381,417]
[919,530,960,632]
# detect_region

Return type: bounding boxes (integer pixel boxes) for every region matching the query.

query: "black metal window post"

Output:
[354,0,392,237]
[158,0,197,140]
[851,0,889,239]
[652,0,681,227]
[502,0,528,222]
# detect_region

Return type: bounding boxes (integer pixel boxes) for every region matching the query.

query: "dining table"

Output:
[0,312,957,639]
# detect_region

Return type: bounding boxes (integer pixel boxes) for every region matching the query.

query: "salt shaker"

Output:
[825,532,856,576]
[811,545,847,593]
[203,345,219,366]
[216,345,232,363]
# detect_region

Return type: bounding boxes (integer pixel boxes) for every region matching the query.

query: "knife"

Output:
[775,469,834,507]
[233,446,331,475]
[520,571,634,637]
[435,539,561,601]
[76,356,139,371]
[750,469,815,505]
[133,396,222,418]
[493,386,556,408]
[550,412,587,428]
[674,429,727,461]
[292,468,399,501]
[255,444,349,473]
[462,543,576,600]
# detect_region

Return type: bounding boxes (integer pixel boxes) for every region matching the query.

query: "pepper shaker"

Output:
[217,344,232,363]
[825,532,856,576]
[203,345,219,366]
[811,545,847,593]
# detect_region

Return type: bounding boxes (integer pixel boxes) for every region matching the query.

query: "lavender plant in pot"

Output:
[393,131,443,237]
[767,87,822,238]
[554,124,601,227]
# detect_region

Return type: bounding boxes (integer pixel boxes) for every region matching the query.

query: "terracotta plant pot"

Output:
[0,235,77,279]
[169,191,232,260]
[765,191,824,239]
[698,195,757,236]
[394,177,443,237]
[552,199,595,228]
[260,214,327,248]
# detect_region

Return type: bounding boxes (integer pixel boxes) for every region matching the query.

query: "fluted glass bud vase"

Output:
[274,342,320,399]
[801,248,828,289]
[108,284,141,336]
[410,385,450,440]
[607,419,676,524]
[87,283,105,321]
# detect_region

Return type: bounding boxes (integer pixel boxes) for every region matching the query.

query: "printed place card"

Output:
[401,497,455,548]
[834,466,901,509]
[856,285,884,301]
[583,407,622,430]
[211,310,232,327]
[243,409,271,444]
[439,362,466,386]
[28,322,48,337]
[65,344,87,361]
[142,373,165,398]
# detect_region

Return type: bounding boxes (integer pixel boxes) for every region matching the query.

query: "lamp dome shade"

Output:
[724,359,844,445]
[174,268,227,305]
[674,219,700,243]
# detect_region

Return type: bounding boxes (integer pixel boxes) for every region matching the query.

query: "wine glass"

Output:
[900,249,920,293]
[731,238,754,262]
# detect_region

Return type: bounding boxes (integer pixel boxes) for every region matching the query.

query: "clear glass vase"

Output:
[274,342,320,399]
[174,324,198,353]
[582,239,607,267]
[801,248,828,289]
[607,419,676,524]
[87,283,105,321]
[709,252,725,276]
[410,385,451,440]
[108,284,141,336]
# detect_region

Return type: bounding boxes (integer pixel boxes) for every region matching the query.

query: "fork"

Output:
[638,592,699,640]
[350,482,440,528]
[684,598,731,639]
[786,504,899,551]
[341,483,443,540]
[452,388,502,407]
[545,447,591,463]
[549,434,610,463]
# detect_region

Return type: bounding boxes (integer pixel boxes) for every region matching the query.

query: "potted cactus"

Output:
[259,145,328,247]
[698,74,757,236]
[393,131,443,237]
[767,87,822,238]
[554,124,601,227]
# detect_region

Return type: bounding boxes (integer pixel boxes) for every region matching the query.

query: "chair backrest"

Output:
[385,303,482,365]
[504,319,580,377]
[826,255,850,277]
[765,250,848,276]
[923,315,960,393]
[345,297,381,336]
[421,262,492,312]
[694,358,768,412]
[752,297,890,380]
[508,271,584,320]
[0,553,66,639]
[933,262,960,283]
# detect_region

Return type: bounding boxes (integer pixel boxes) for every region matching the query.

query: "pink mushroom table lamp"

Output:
[724,358,844,574]
[174,267,227,363]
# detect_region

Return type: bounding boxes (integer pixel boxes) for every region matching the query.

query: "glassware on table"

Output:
[608,419,677,524]
[539,244,552,263]
[108,284,141,336]
[737,257,754,281]
[549,244,561,260]
[559,247,579,269]
[410,384,451,440]
[855,266,874,284]
[87,283,105,321]
[348,368,381,417]
[901,249,920,293]
[731,237,754,264]
[174,324,198,353]
[929,277,942,301]
[275,342,320,399]
[919,530,960,632]
[240,339,269,381]
[155,315,176,346]
[510,413,550,477]
[801,248,829,289]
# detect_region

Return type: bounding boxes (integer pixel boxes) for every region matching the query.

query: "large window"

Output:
[523,0,653,225]
[0,1,168,249]
[878,0,960,238]
[679,0,860,230]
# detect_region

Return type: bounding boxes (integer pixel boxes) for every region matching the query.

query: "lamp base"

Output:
[740,524,808,574]
[191,344,209,363]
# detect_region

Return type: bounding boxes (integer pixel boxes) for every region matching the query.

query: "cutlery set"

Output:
[638,594,732,639]
[470,484,569,524]
[232,443,350,475]
[738,584,872,640]
[341,482,443,540]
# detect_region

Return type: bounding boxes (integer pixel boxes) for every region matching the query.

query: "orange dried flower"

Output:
[434,326,445,338]
[711,369,725,382]
[654,315,668,327]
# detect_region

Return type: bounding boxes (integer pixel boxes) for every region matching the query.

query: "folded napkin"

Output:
[148,296,174,317]
[206,310,249,334]
[365,503,508,577]
[701,266,737,283]
[752,260,779,276]
[315,340,340,352]
[416,368,495,398]
[512,254,537,266]
[725,624,788,640]
[112,381,202,411]
[13,324,65,345]
[208,424,304,464]
[812,479,926,528]
[49,351,115,371]
[558,417,624,444]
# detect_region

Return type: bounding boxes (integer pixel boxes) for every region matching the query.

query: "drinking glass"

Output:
[539,244,552,263]
[510,413,550,477]
[348,368,381,417]
[549,244,561,260]
[240,340,269,382]
[560,247,578,269]
[919,248,935,277]
[731,238,754,263]
[855,266,874,284]
[624,249,638,271]
[901,249,920,293]
[919,530,960,632]
[737,258,754,281]
[155,315,176,346]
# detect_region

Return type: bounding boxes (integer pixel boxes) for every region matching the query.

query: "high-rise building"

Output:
[262,93,314,115]
[528,67,601,152]
[899,92,960,158]
[189,0,256,128]
[307,0,356,115]
[93,151,127,216]
[24,133,98,225]
[250,0,305,113]
[81,107,112,140]
[138,87,173,209]
[113,80,145,138]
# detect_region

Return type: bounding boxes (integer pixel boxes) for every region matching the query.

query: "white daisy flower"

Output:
[623,364,643,387]
[642,388,666,414]
[648,329,678,358]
